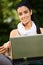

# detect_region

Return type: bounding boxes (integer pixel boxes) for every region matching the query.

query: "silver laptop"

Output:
[10,34,43,59]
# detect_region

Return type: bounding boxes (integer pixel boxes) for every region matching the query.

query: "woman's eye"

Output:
[24,11,28,14]
[19,13,22,16]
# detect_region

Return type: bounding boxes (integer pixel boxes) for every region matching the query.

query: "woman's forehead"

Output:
[17,6,30,12]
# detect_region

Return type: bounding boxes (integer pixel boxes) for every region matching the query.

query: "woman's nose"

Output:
[22,13,26,18]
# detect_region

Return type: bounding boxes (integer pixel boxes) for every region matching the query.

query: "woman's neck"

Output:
[23,21,32,30]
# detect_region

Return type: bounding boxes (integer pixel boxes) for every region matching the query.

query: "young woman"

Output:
[0,0,43,65]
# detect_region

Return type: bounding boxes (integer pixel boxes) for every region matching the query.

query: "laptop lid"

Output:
[10,34,43,59]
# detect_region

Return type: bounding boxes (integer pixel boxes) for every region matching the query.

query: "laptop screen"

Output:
[10,34,43,59]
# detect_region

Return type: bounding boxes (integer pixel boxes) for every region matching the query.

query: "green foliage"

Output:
[0,0,21,45]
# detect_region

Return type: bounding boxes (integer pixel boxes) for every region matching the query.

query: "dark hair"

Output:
[16,0,32,10]
[31,14,41,34]
[16,0,41,34]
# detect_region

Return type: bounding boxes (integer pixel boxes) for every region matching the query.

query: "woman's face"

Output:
[17,6,32,25]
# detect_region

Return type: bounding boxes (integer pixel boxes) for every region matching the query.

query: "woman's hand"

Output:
[0,46,7,55]
[0,41,10,55]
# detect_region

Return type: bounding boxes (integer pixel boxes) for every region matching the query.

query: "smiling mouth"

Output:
[23,18,28,21]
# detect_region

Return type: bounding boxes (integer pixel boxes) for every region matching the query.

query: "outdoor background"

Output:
[0,0,43,46]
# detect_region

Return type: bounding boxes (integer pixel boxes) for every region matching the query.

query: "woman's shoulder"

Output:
[10,29,20,38]
[10,29,17,38]
[40,27,43,34]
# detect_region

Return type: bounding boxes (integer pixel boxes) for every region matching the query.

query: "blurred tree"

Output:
[0,0,21,45]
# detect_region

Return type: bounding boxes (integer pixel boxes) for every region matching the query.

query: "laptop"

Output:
[10,34,43,60]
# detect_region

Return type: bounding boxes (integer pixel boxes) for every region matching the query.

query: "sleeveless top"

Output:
[17,21,37,36]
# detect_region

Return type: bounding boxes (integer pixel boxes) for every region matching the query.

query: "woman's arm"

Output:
[9,29,20,58]
[0,29,20,59]
[10,29,20,38]
[40,28,43,34]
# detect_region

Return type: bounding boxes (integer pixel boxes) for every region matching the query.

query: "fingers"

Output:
[0,46,7,54]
